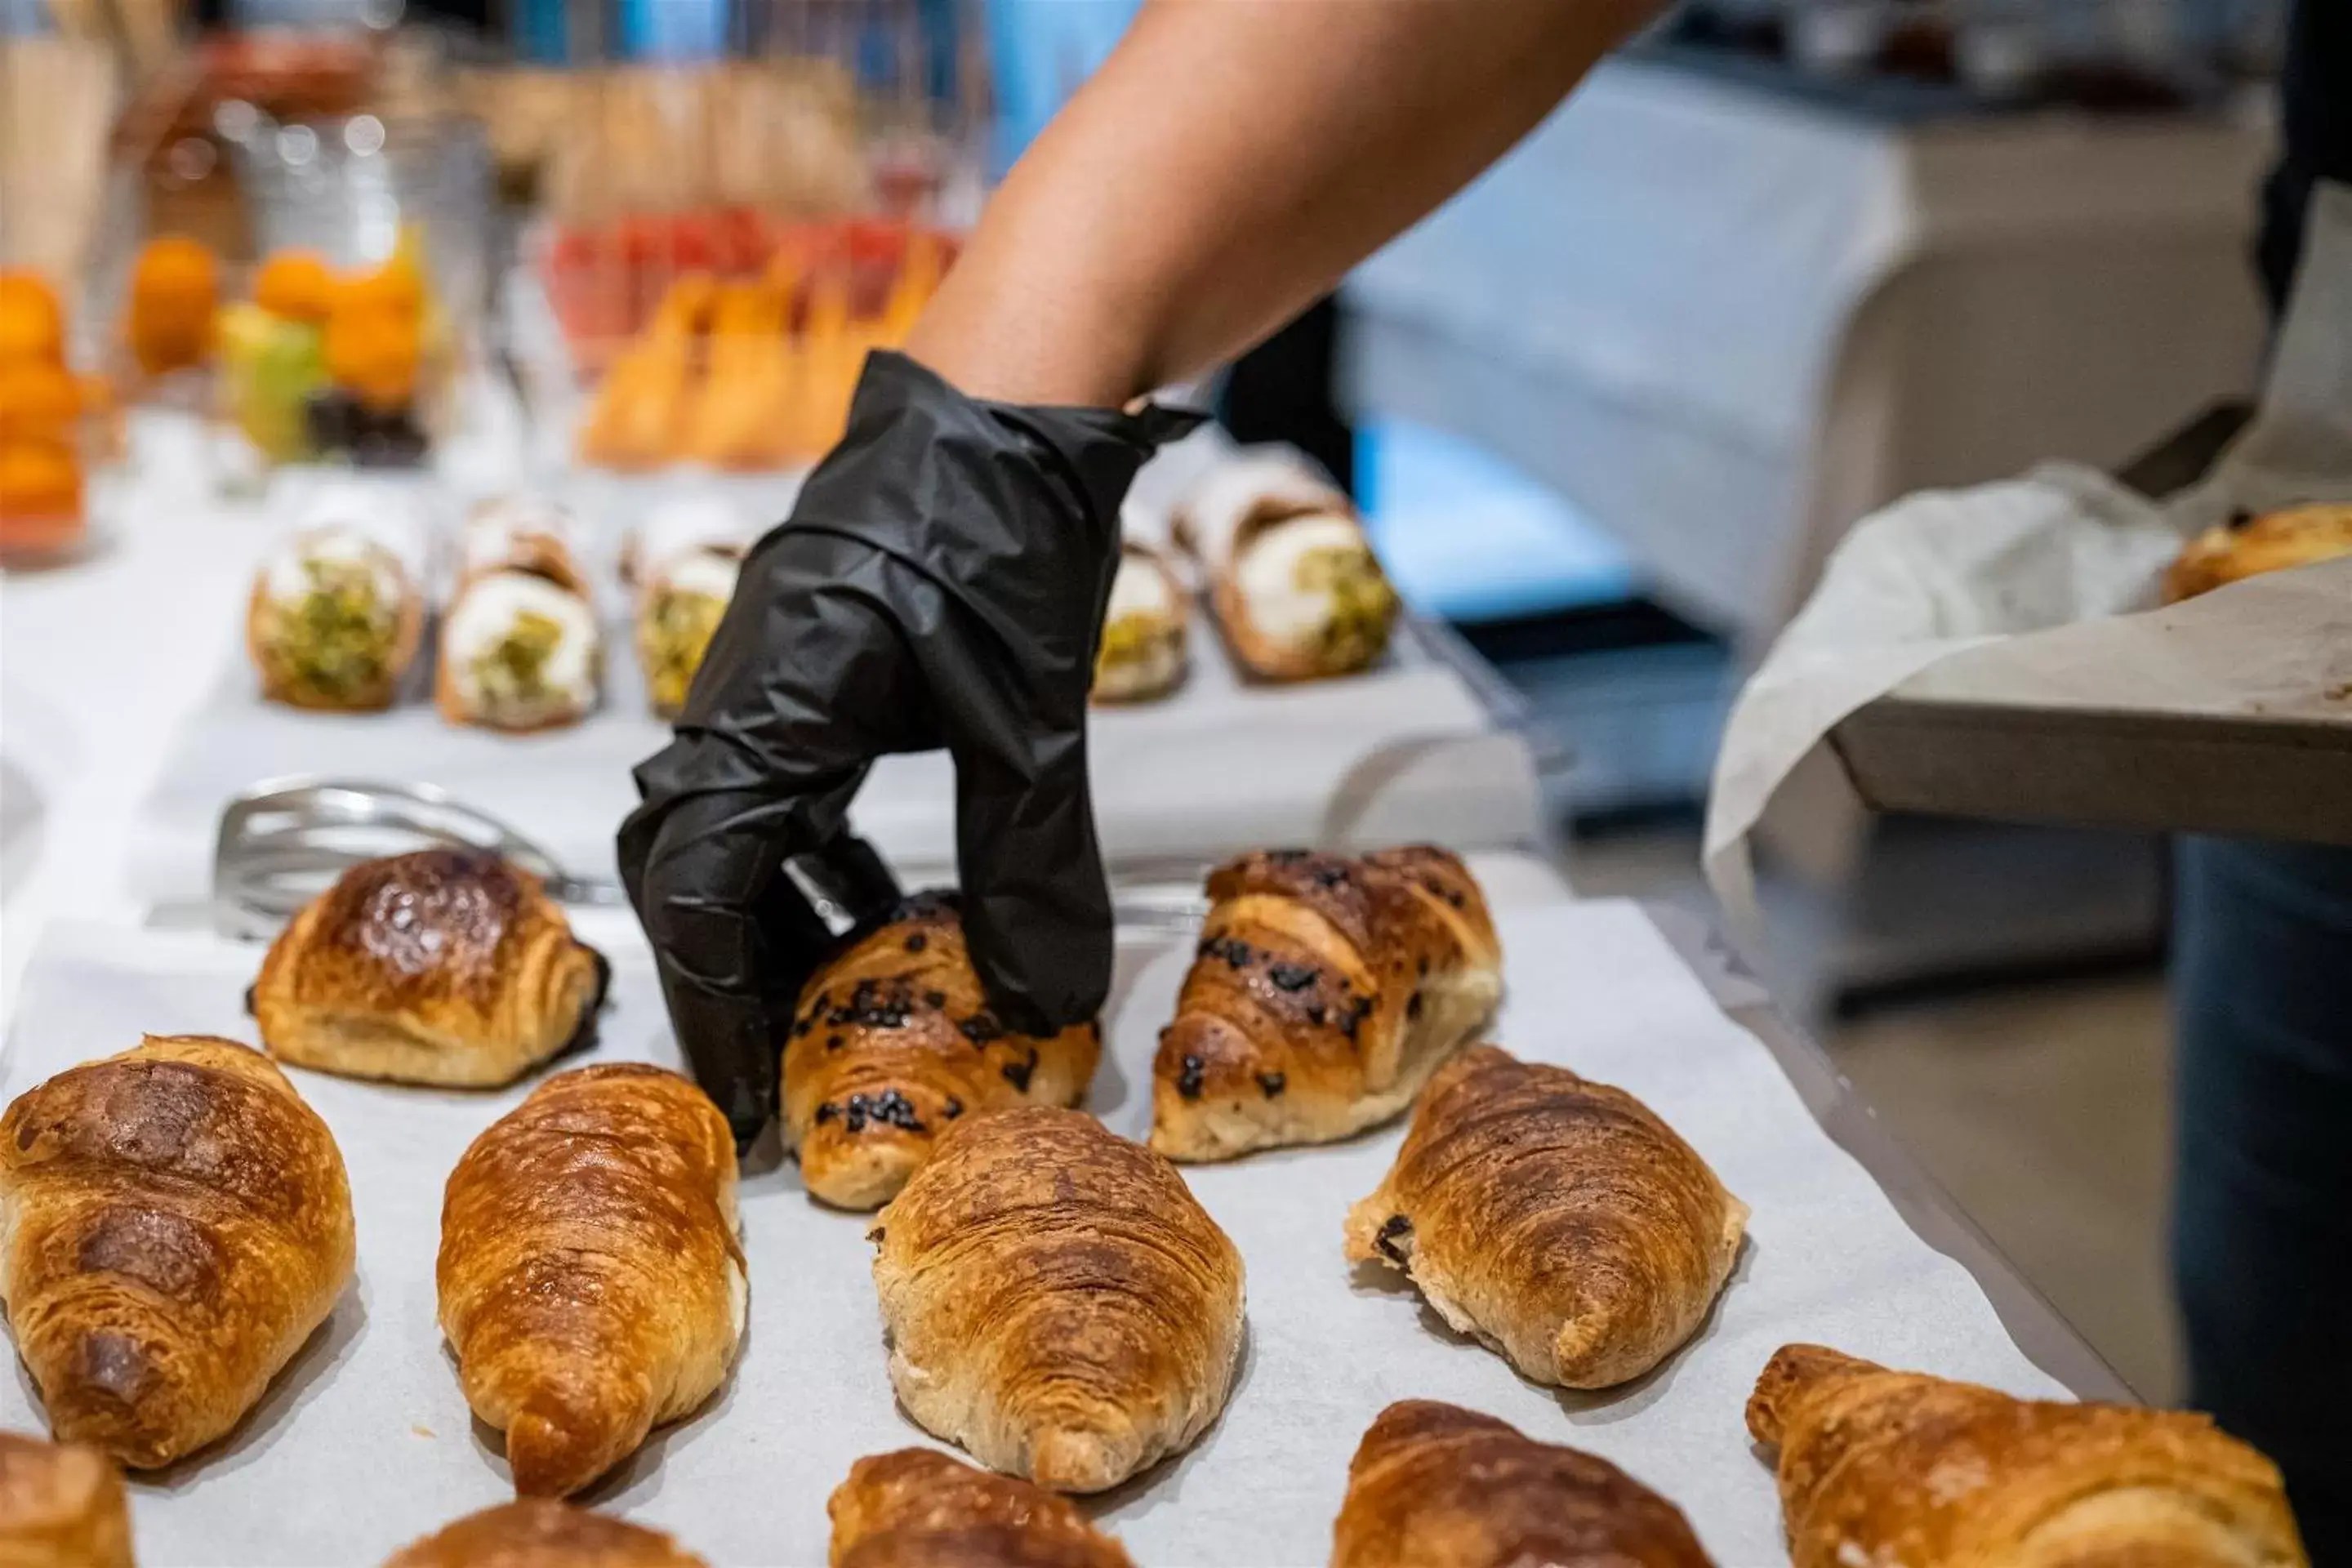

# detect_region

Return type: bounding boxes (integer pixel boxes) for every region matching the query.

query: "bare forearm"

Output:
[906,0,1659,405]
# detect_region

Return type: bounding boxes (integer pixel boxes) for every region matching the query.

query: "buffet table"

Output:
[0,413,2136,1563]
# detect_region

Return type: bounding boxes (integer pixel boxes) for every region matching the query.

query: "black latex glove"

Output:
[620,351,1202,1144]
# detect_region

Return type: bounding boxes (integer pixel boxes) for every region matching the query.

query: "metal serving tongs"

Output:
[213,777,1211,941]
[213,778,627,940]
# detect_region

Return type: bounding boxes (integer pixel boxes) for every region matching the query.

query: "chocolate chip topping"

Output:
[1268,962,1316,991]
[1256,1071,1286,1098]
[1375,1213,1413,1263]
[1177,1054,1206,1099]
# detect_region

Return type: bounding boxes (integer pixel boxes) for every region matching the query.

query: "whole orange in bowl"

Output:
[254,249,336,323]
[0,271,64,365]
[0,361,82,440]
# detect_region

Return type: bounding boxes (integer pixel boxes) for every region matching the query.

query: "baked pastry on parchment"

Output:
[0,1035,354,1469]
[252,849,608,1089]
[784,893,1099,1210]
[1091,541,1189,704]
[247,513,427,714]
[383,1499,708,1567]
[1149,846,1500,1163]
[1332,1400,1714,1568]
[439,497,603,733]
[439,1064,744,1499]
[870,1106,1244,1494]
[828,1447,1136,1568]
[1748,1343,2307,1568]
[1174,454,1398,681]
[2163,501,2352,604]
[1345,1045,1745,1390]
[0,1429,136,1566]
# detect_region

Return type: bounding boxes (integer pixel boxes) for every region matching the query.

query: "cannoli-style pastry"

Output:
[622,492,762,587]
[247,483,427,711]
[1091,542,1189,704]
[1174,452,1399,682]
[440,496,602,732]
[638,546,741,720]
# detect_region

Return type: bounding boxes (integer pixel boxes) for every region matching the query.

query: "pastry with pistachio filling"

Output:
[638,546,741,719]
[1092,541,1189,703]
[247,525,424,710]
[1175,453,1401,682]
[438,568,603,732]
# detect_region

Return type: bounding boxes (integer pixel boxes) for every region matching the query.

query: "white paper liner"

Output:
[0,896,2065,1566]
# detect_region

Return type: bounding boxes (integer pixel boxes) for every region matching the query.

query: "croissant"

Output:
[785,894,1101,1210]
[382,1499,706,1567]
[439,1064,744,1497]
[1150,846,1500,1162]
[0,1035,355,1469]
[252,849,609,1089]
[1344,1045,1745,1390]
[1332,1401,1714,1568]
[870,1106,1244,1493]
[1748,1344,2308,1568]
[827,1448,1137,1568]
[2164,501,2352,604]
[1174,456,1397,682]
[0,1430,136,1568]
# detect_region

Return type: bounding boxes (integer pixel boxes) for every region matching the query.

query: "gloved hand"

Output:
[620,351,1201,1144]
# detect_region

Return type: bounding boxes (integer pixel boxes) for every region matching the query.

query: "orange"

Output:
[0,361,82,440]
[0,439,82,521]
[128,235,220,375]
[324,309,419,411]
[0,271,64,365]
[254,249,336,323]
[337,255,425,322]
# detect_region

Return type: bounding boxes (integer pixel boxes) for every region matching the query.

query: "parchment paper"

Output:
[127,611,1521,914]
[0,890,2065,1566]
[1703,181,2352,920]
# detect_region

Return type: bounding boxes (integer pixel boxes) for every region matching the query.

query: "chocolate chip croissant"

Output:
[0,1035,355,1469]
[1344,1046,1745,1390]
[383,1499,708,1567]
[827,1449,1137,1568]
[439,1064,745,1498]
[1748,1344,2308,1568]
[1150,847,1500,1163]
[1333,1401,1715,1568]
[252,849,608,1089]
[870,1107,1244,1494]
[0,1430,136,1567]
[785,894,1100,1210]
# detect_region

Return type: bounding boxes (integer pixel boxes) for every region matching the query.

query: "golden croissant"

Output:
[827,1448,1136,1568]
[786,893,1100,1209]
[1332,1400,1714,1568]
[252,848,608,1089]
[382,1499,706,1567]
[1150,846,1500,1162]
[439,1064,744,1497]
[1345,1045,1745,1389]
[0,1035,355,1469]
[0,1429,136,1567]
[1748,1343,2308,1567]
[871,1106,1244,1493]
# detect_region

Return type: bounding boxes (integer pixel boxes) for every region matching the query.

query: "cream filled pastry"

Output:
[627,493,759,586]
[1093,543,1188,703]
[638,546,742,719]
[1175,452,1400,682]
[247,524,424,711]
[463,494,590,595]
[439,568,603,732]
